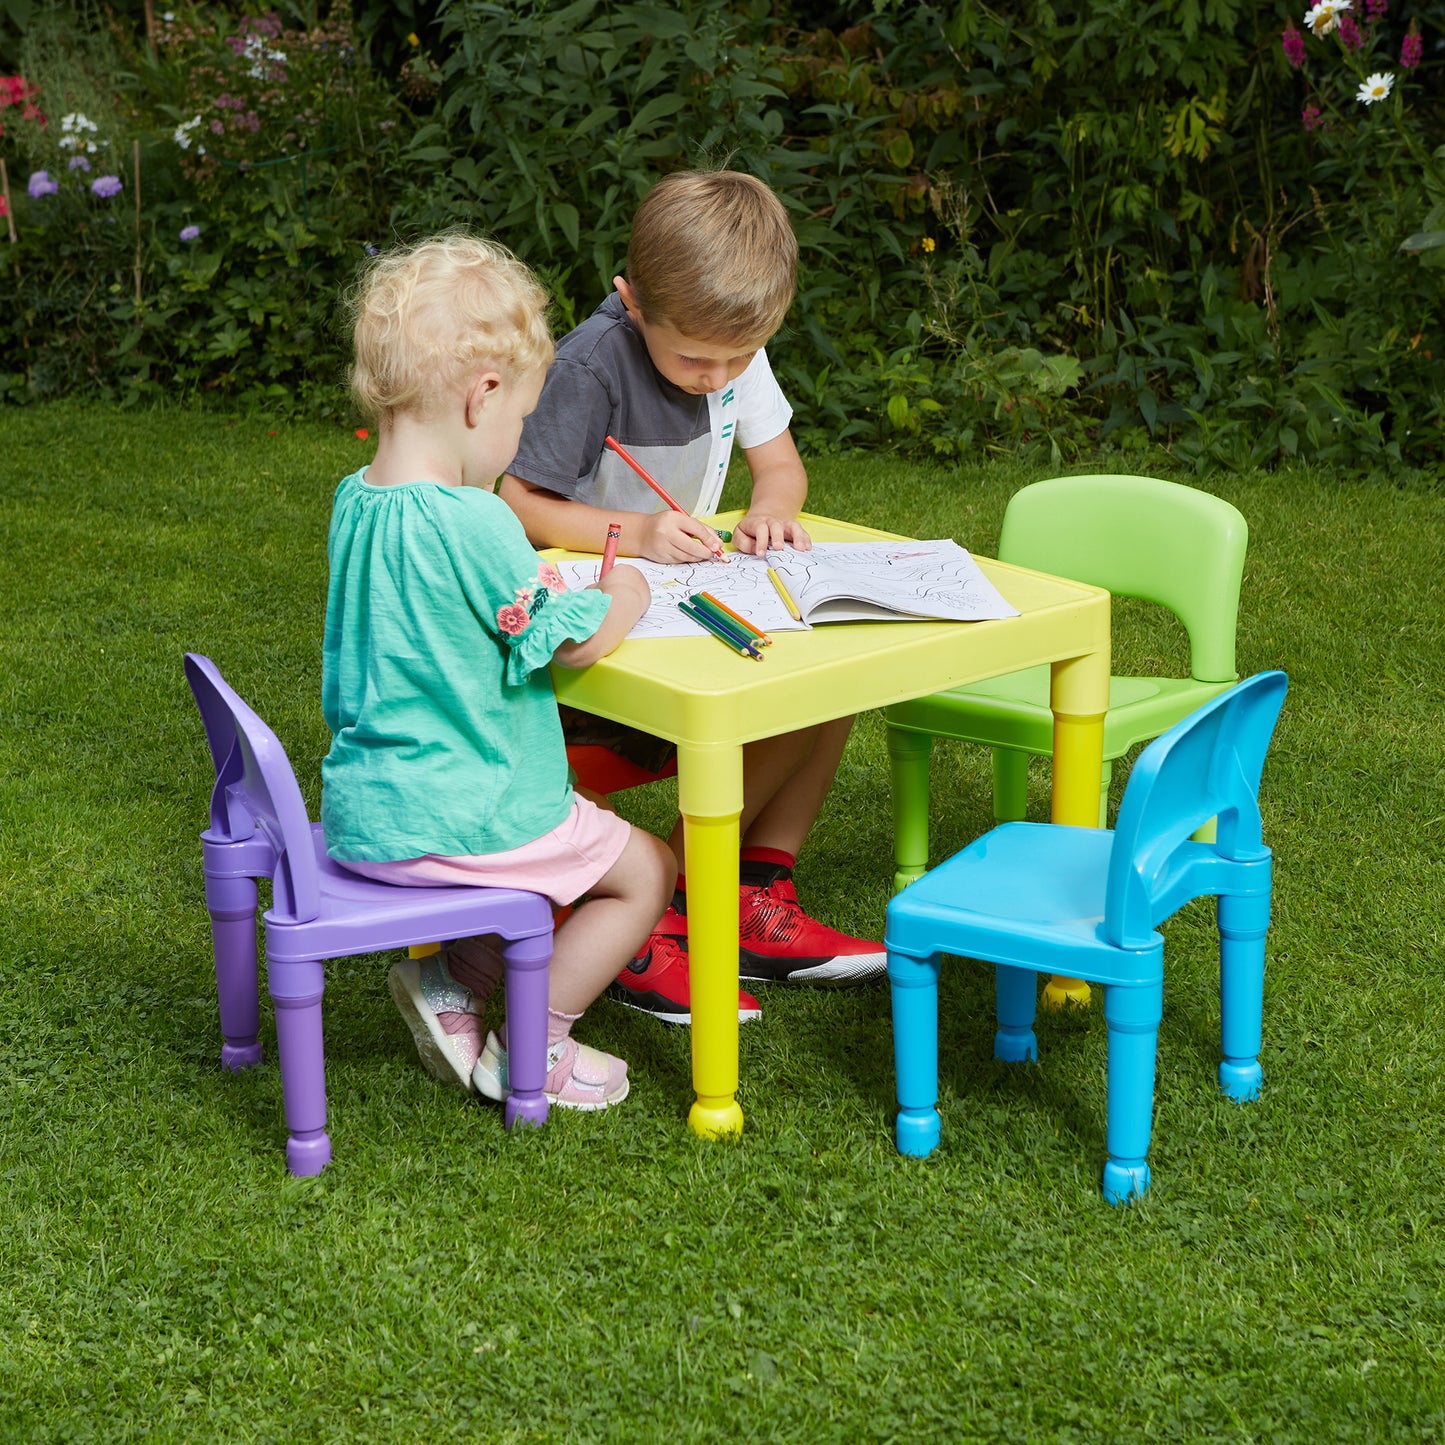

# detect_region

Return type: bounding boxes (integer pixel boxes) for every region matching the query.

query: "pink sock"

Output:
[499,1007,581,1052]
[445,936,505,1003]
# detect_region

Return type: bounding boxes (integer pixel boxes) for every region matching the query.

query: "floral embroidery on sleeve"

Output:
[496,561,567,637]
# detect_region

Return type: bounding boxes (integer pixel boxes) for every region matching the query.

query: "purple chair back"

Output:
[185,653,320,923]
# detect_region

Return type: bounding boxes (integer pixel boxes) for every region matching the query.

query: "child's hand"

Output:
[731,513,813,555]
[556,564,651,668]
[638,509,725,563]
[593,562,650,614]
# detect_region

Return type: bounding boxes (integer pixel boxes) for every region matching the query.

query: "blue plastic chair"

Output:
[185,653,556,1175]
[885,671,1287,1203]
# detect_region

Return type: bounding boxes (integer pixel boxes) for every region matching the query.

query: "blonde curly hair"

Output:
[347,233,554,422]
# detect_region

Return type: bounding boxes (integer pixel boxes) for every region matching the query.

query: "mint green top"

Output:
[321,469,611,861]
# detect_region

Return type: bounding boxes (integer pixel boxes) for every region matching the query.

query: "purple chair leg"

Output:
[500,933,552,1130]
[268,956,332,1175]
[204,866,265,1072]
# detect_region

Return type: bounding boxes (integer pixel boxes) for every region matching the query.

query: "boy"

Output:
[500,170,885,1026]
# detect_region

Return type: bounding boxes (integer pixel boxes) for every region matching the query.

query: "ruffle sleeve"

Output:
[503,572,611,686]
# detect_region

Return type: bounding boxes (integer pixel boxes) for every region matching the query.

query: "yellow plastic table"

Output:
[548,512,1110,1139]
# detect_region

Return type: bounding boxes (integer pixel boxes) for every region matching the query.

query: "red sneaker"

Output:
[736,859,886,986]
[607,907,762,1025]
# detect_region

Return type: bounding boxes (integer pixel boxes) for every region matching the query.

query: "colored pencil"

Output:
[604,434,727,562]
[677,598,763,659]
[767,566,803,621]
[599,518,622,577]
[694,590,772,645]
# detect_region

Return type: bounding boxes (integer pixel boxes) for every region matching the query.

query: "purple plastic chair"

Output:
[184,653,554,1175]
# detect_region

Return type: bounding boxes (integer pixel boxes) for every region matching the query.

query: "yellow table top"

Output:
[548,511,1110,743]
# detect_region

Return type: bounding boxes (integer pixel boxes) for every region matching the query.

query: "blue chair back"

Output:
[1105,670,1287,948]
[184,652,321,925]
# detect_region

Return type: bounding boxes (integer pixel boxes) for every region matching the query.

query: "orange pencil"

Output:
[603,434,727,562]
[696,590,772,645]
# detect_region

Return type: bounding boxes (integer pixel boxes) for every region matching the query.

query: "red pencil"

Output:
[600,518,622,577]
[603,434,726,562]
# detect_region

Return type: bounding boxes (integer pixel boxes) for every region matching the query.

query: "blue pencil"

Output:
[677,598,764,660]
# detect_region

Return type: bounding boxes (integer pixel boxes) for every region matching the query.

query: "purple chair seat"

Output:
[185,653,553,1175]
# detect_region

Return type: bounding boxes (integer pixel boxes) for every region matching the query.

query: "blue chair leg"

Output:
[204,867,265,1072]
[1217,885,1271,1102]
[500,932,552,1131]
[991,748,1028,824]
[1101,980,1163,1205]
[887,726,934,893]
[994,963,1039,1063]
[889,950,942,1157]
[267,956,332,1177]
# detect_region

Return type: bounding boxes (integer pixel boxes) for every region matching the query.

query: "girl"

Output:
[322,234,672,1110]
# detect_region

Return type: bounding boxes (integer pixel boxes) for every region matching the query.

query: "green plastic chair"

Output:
[886,474,1249,893]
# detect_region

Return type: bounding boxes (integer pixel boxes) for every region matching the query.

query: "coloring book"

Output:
[556,540,1018,641]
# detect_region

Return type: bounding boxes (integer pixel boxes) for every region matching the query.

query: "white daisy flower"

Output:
[1356,71,1394,104]
[1303,1,1346,36]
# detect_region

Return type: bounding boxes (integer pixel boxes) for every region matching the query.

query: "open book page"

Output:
[554,539,1017,639]
[769,540,1019,623]
[554,554,804,639]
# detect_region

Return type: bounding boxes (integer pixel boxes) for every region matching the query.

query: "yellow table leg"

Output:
[1044,644,1110,1010]
[677,742,745,1138]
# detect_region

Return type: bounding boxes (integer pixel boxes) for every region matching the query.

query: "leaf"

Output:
[1398,230,1445,255]
[553,202,580,251]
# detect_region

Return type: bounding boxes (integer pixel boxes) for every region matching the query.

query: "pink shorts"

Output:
[340,795,633,906]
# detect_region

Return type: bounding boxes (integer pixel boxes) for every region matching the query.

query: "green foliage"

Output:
[0,1,1441,466]
[1,2,405,413]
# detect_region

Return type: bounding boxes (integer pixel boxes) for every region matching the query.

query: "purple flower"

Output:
[1337,12,1363,50]
[67,154,91,172]
[91,174,123,198]
[1401,23,1422,68]
[1302,103,1324,131]
[27,169,59,199]
[1282,21,1307,67]
[1365,0,1388,19]
[179,224,201,241]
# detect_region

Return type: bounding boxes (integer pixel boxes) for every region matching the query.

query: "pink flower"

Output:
[1365,0,1388,19]
[1282,21,1307,67]
[496,603,530,635]
[536,561,566,592]
[1302,103,1324,131]
[1336,11,1363,48]
[1401,22,1422,68]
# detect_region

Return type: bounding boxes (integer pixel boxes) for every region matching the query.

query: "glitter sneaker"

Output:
[387,952,482,1091]
[473,1031,629,1111]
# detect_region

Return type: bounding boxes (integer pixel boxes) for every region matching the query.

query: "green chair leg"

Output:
[991,747,1028,824]
[888,726,933,893]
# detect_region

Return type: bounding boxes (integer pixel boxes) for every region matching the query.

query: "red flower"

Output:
[496,603,530,635]
[354,427,369,440]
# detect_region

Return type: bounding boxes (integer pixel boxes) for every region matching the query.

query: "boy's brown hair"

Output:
[624,170,797,344]
[347,233,554,423]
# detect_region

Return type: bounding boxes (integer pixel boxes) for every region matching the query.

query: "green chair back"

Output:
[998,474,1246,685]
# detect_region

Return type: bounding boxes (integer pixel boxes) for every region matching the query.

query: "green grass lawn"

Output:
[1,403,1442,1441]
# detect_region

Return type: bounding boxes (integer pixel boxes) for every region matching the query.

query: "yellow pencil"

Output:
[767,566,802,622]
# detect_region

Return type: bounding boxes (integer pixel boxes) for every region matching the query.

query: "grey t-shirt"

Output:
[508,292,792,517]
